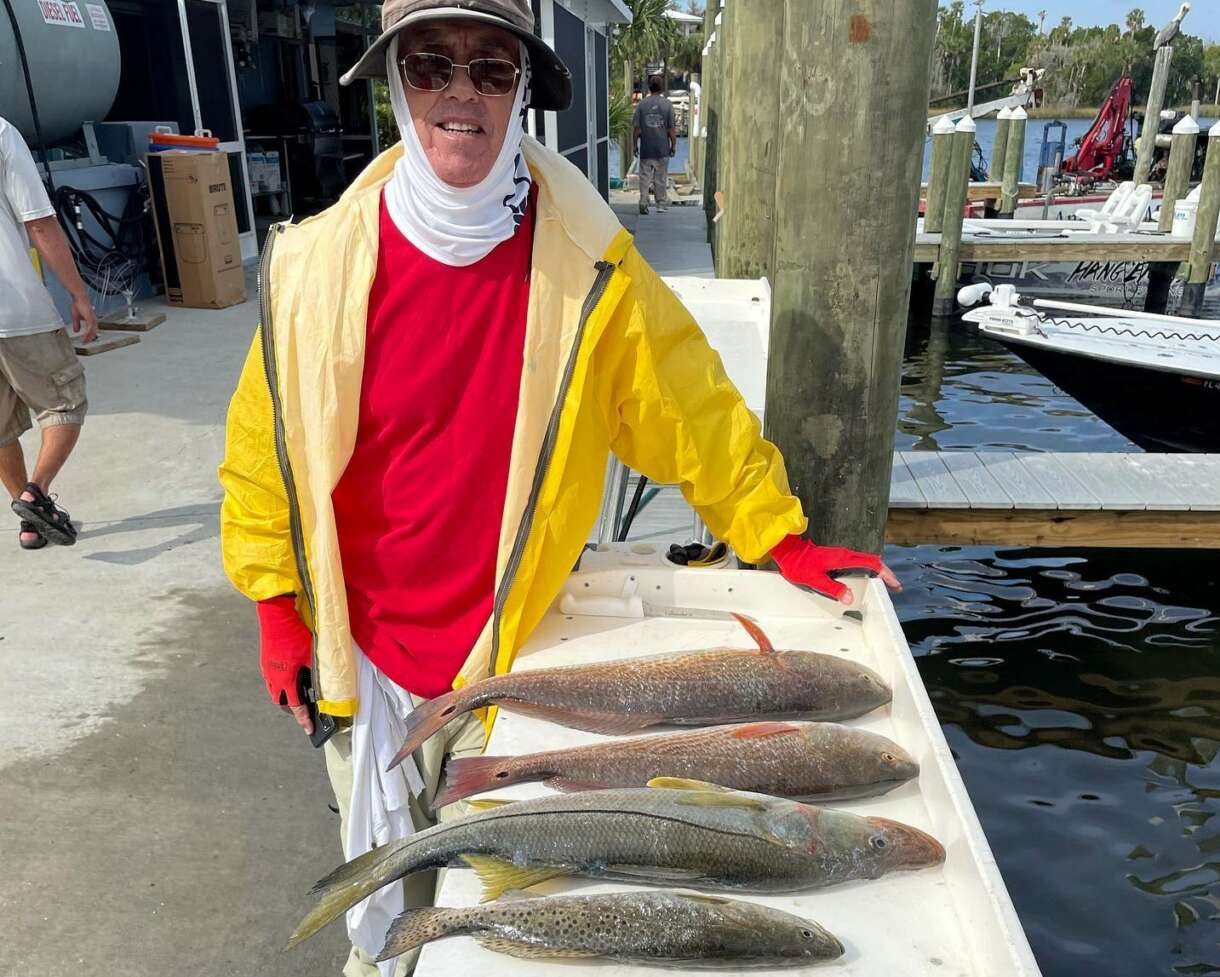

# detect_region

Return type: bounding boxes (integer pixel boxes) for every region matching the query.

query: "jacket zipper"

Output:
[257,224,318,628]
[487,259,618,678]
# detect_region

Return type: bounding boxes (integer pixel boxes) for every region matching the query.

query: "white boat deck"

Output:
[417,551,1041,977]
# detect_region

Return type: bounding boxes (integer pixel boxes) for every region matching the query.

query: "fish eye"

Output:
[881,752,896,762]
[870,835,888,850]
[800,929,814,939]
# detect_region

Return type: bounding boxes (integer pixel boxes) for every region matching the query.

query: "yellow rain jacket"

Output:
[219,136,806,719]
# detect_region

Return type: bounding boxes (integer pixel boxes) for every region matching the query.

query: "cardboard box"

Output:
[146,151,246,309]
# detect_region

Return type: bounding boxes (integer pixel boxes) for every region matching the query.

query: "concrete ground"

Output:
[0,196,708,975]
[0,270,348,975]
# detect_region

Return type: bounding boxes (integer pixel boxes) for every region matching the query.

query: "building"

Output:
[4,0,629,270]
[664,9,702,36]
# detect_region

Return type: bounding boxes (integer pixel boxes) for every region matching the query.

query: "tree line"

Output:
[933,3,1220,109]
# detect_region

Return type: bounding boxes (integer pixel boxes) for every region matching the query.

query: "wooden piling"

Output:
[1157,115,1199,233]
[1134,45,1174,186]
[717,0,785,279]
[765,0,938,551]
[991,105,1012,182]
[999,106,1026,217]
[932,116,976,318]
[1179,120,1220,318]
[924,115,955,235]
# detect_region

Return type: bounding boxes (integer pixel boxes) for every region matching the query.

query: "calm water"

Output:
[892,317,1220,976]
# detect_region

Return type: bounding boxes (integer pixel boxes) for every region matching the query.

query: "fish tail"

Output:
[436,754,526,807]
[387,686,480,772]
[287,837,421,949]
[377,905,474,962]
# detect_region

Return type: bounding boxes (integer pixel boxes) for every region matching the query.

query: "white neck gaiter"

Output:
[384,35,532,267]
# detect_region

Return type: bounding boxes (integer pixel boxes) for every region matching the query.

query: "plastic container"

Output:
[1173,198,1199,238]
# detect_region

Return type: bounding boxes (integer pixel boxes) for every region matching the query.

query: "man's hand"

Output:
[70,294,98,343]
[770,534,900,606]
[257,594,315,735]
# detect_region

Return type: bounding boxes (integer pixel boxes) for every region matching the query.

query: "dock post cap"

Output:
[1209,119,1220,138]
[932,115,955,134]
[955,115,977,133]
[1173,116,1200,134]
[996,106,1014,119]
[1009,106,1028,120]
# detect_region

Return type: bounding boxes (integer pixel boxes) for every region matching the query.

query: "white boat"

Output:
[417,546,1042,977]
[960,283,1220,451]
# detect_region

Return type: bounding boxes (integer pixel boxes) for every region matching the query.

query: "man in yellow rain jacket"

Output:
[219,1,895,972]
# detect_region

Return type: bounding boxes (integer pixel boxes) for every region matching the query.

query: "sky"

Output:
[994,1,1218,41]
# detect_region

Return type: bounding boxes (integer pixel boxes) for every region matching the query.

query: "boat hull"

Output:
[993,337,1220,453]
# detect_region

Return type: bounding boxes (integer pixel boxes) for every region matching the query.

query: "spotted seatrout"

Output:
[377,890,845,967]
[388,615,890,771]
[438,721,919,806]
[288,779,944,948]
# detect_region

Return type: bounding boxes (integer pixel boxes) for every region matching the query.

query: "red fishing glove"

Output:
[769,534,885,603]
[257,595,313,707]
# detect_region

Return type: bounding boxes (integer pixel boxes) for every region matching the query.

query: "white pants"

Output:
[323,697,485,976]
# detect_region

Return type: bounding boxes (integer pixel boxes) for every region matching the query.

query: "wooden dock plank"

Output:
[900,452,970,508]
[886,508,1220,548]
[911,232,1216,264]
[937,451,1015,508]
[1136,455,1220,511]
[972,451,1058,510]
[1107,455,1191,511]
[1051,453,1149,510]
[1012,454,1103,510]
[890,452,928,509]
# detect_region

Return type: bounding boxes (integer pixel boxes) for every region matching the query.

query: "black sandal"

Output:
[11,482,77,546]
[18,520,47,551]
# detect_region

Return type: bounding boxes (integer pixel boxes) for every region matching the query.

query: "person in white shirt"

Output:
[0,115,97,550]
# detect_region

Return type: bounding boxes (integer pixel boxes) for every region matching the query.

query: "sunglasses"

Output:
[399,52,520,96]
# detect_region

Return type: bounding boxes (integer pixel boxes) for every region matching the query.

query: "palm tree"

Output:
[1125,8,1145,34]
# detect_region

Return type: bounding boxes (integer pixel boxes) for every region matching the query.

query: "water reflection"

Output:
[892,319,1220,976]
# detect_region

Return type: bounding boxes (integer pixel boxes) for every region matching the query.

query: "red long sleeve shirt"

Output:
[328,192,534,697]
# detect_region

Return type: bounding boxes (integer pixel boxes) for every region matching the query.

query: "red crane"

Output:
[1062,76,1133,181]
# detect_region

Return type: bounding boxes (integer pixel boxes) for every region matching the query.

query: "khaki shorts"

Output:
[0,329,88,446]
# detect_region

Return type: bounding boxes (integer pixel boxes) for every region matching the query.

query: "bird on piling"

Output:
[1153,2,1190,49]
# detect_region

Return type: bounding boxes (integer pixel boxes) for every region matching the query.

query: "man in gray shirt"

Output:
[632,75,676,215]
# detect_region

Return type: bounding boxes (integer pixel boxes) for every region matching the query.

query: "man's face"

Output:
[400,19,521,188]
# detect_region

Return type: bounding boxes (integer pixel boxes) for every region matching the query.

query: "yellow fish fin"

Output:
[464,798,516,812]
[646,777,731,792]
[459,854,575,902]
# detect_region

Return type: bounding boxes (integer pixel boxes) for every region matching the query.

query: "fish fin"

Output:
[475,937,600,959]
[666,892,733,905]
[289,839,416,948]
[376,906,468,962]
[437,755,523,807]
[387,687,476,772]
[646,777,731,792]
[647,778,769,810]
[730,722,803,739]
[731,612,774,653]
[459,854,575,902]
[545,776,612,793]
[464,798,517,811]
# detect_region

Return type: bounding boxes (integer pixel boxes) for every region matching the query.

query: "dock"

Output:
[889,451,1220,547]
[913,227,1219,264]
